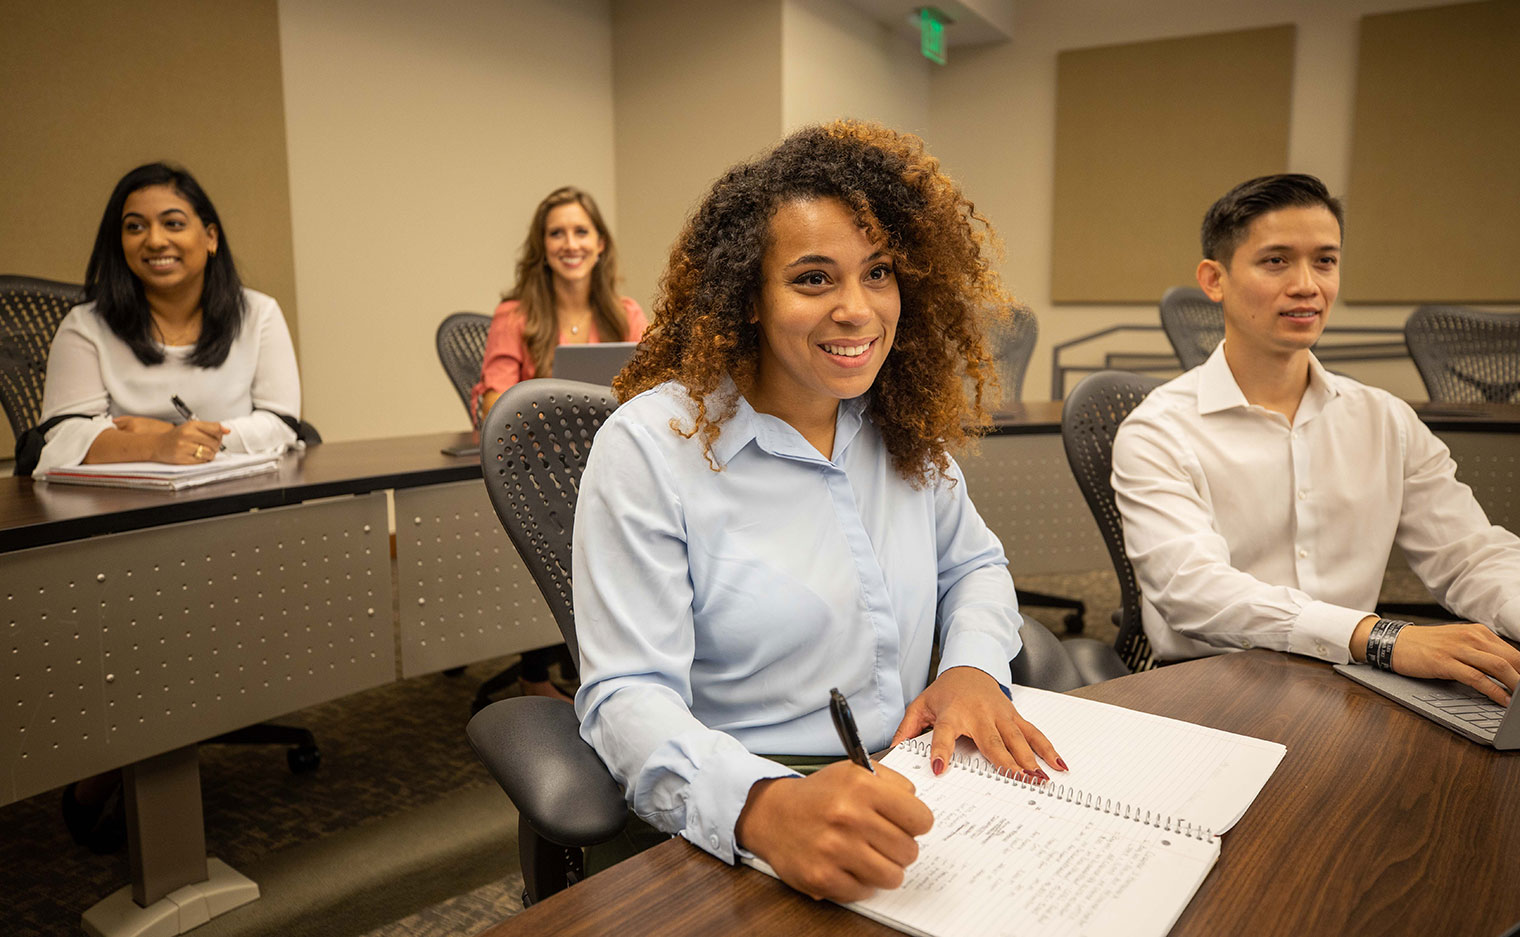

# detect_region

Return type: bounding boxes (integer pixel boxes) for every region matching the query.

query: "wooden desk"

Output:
[0,433,556,935]
[481,651,1520,937]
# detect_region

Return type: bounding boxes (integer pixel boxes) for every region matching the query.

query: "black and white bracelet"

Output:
[1366,618,1412,672]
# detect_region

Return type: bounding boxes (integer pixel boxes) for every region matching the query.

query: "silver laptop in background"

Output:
[1334,663,1519,749]
[553,342,637,386]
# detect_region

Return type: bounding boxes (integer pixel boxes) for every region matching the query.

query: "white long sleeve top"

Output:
[1112,343,1520,663]
[35,289,300,476]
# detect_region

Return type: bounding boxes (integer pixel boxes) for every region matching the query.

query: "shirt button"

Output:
[710,834,719,850]
[1298,549,1309,558]
[1315,642,1327,656]
[1242,639,1253,648]
[1297,490,1307,500]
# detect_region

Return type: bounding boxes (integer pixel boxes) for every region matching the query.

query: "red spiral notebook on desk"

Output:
[40,451,281,491]
[746,686,1285,937]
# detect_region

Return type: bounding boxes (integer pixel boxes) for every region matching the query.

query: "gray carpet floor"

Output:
[0,566,1437,937]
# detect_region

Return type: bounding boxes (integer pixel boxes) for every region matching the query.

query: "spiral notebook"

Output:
[745,687,1285,937]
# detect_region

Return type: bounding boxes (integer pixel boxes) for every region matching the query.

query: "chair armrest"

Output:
[466,696,627,847]
[1063,638,1132,683]
[1009,616,1084,692]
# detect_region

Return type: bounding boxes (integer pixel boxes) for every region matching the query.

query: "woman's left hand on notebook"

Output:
[888,666,1066,780]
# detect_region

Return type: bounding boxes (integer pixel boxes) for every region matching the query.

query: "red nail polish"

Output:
[1055,757,1068,771]
[1034,769,1049,782]
[932,757,945,776]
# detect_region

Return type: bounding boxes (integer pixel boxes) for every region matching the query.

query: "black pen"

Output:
[170,395,195,421]
[829,688,875,774]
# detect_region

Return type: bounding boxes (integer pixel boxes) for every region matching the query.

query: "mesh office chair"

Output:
[1159,286,1224,371]
[1061,371,1165,672]
[434,311,492,414]
[0,275,84,440]
[466,379,1126,903]
[433,310,574,708]
[992,306,1087,634]
[992,305,1037,410]
[1404,305,1520,403]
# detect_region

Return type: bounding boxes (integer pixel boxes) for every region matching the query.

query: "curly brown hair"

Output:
[615,120,1012,485]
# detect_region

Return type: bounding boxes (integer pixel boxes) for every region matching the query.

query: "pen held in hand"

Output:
[170,394,196,421]
[829,687,875,774]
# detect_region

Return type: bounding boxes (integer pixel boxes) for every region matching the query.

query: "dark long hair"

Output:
[83,162,246,367]
[504,186,629,375]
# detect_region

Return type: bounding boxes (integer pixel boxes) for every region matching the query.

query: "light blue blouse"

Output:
[572,380,1023,863]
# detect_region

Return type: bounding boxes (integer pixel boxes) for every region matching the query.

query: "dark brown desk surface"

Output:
[0,431,482,552]
[479,651,1520,937]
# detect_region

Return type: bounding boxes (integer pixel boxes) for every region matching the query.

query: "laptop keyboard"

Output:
[1412,686,1506,735]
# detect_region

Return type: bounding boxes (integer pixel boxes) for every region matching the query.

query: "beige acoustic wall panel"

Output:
[1050,26,1294,303]
[1345,0,1520,303]
[0,0,299,335]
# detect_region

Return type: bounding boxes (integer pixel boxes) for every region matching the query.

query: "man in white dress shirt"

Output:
[1112,173,1520,705]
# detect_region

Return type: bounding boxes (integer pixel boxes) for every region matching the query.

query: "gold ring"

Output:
[195,445,205,459]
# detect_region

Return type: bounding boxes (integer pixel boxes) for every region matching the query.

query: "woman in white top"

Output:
[38,161,301,853]
[32,161,299,478]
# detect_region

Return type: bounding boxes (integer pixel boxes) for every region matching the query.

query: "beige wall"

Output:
[0,0,296,455]
[927,0,1474,401]
[612,0,785,313]
[782,0,931,134]
[278,0,617,441]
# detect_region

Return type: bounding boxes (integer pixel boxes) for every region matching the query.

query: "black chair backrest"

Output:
[479,379,619,661]
[1404,305,1520,403]
[0,275,84,437]
[995,306,1037,407]
[1061,370,1165,672]
[1159,286,1224,372]
[436,312,492,415]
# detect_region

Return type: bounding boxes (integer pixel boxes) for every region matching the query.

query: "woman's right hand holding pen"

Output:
[734,762,933,903]
[112,415,227,463]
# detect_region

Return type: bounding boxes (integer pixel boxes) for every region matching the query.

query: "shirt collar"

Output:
[709,375,869,466]
[1195,342,1340,418]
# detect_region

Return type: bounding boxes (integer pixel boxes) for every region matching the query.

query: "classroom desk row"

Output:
[2,401,1516,933]
[479,650,1520,937]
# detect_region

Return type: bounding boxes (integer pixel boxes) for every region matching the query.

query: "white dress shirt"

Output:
[36,289,300,475]
[573,380,1023,863]
[1112,343,1520,663]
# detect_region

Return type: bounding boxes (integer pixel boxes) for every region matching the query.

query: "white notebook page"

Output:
[848,743,1219,937]
[986,685,1285,832]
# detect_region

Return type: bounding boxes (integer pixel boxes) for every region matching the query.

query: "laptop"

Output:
[553,342,637,386]
[1333,663,1520,749]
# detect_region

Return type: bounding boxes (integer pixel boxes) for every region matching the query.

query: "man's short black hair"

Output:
[1201,173,1344,265]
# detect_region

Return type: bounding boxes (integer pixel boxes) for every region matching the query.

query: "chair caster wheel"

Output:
[288,744,321,773]
[1063,612,1085,635]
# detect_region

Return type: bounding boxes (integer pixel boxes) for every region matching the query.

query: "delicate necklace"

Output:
[153,314,201,347]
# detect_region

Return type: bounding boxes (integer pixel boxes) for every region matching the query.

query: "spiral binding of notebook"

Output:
[897,736,1216,842]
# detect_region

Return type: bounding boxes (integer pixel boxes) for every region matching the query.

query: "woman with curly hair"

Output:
[471,186,646,700]
[572,122,1063,900]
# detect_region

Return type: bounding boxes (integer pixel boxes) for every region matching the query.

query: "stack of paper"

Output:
[41,451,281,491]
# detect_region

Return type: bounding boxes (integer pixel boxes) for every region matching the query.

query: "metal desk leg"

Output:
[80,745,258,937]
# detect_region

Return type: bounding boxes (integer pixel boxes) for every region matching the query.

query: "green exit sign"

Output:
[919,7,948,65]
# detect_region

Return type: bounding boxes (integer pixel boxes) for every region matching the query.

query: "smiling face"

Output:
[120,184,219,300]
[749,197,900,428]
[1198,204,1341,365]
[542,201,605,287]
